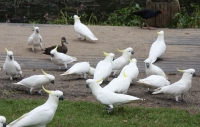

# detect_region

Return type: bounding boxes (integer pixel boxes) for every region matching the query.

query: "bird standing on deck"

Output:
[3,48,22,81]
[43,37,68,55]
[132,9,163,30]
[74,15,98,41]
[28,25,44,52]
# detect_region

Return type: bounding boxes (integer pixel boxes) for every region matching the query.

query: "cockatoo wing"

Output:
[28,36,33,45]
[94,61,112,80]
[39,35,42,42]
[14,61,22,72]
[8,106,54,127]
[58,53,77,63]
[75,23,98,40]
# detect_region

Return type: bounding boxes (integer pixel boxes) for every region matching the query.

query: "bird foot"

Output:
[107,108,113,113]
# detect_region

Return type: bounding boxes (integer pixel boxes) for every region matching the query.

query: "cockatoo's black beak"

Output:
[9,55,12,60]
[59,96,64,100]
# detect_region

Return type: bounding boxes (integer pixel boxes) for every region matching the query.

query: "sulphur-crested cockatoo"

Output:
[60,62,95,79]
[152,68,196,102]
[93,52,115,81]
[7,86,64,127]
[28,25,44,52]
[118,58,139,82]
[3,48,22,80]
[145,30,166,63]
[144,58,168,79]
[0,116,6,127]
[112,47,134,77]
[104,71,132,94]
[86,79,144,113]
[137,75,170,91]
[50,45,77,70]
[74,15,98,41]
[14,70,55,94]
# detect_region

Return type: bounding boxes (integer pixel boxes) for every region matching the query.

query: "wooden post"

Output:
[146,0,180,27]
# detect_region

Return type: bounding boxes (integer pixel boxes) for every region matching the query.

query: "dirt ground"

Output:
[0,23,200,114]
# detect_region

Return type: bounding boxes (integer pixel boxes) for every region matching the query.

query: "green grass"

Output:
[1,99,200,127]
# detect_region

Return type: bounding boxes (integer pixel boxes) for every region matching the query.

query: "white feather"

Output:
[7,90,63,127]
[152,69,195,102]
[74,15,98,40]
[145,31,166,63]
[0,116,6,127]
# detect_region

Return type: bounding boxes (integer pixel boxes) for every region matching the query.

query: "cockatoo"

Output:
[144,58,168,79]
[7,86,64,127]
[74,15,98,41]
[60,62,95,79]
[93,52,115,81]
[137,75,170,91]
[3,48,22,80]
[28,25,44,52]
[152,68,196,102]
[118,58,139,82]
[0,116,6,127]
[145,30,166,63]
[50,45,77,70]
[86,79,144,113]
[14,69,55,94]
[104,71,132,94]
[112,47,134,77]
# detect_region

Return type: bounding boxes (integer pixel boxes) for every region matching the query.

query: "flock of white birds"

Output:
[0,15,196,127]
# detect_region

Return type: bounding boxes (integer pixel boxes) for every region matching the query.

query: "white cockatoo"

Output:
[0,116,6,127]
[60,62,95,79]
[137,75,170,91]
[145,30,166,63]
[112,47,134,77]
[152,68,196,102]
[74,15,98,41]
[7,86,64,127]
[104,71,132,94]
[93,52,115,81]
[3,48,22,80]
[144,58,168,79]
[50,45,77,70]
[14,70,55,94]
[28,25,44,52]
[118,58,139,82]
[86,79,144,113]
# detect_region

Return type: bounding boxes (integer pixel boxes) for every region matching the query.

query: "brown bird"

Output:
[43,37,68,55]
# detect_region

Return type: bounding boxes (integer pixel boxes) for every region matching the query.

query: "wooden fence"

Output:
[146,0,180,27]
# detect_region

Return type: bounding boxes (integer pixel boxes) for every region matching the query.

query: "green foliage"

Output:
[1,98,200,127]
[103,4,141,26]
[170,4,200,28]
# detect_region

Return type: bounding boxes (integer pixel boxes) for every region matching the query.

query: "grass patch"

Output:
[1,98,200,126]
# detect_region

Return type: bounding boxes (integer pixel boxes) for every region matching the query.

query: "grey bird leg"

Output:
[40,43,44,51]
[145,21,151,30]
[175,96,180,103]
[38,89,42,95]
[78,34,81,40]
[83,36,86,41]
[108,105,114,113]
[31,46,35,53]
[30,87,34,94]
[83,73,87,79]
[181,94,185,102]
[9,75,13,81]
[64,63,68,69]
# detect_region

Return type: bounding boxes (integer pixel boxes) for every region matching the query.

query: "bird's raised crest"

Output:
[117,48,124,53]
[42,85,53,94]
[41,69,47,76]
[103,52,109,56]
[5,47,8,52]
[177,68,184,73]
[55,45,58,50]
[123,71,127,77]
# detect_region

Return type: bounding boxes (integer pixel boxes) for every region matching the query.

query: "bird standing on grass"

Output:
[132,9,163,30]
[0,116,6,127]
[145,30,166,63]
[3,48,22,81]
[152,68,196,102]
[43,37,68,55]
[74,15,98,41]
[7,86,64,127]
[86,79,144,113]
[14,70,55,94]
